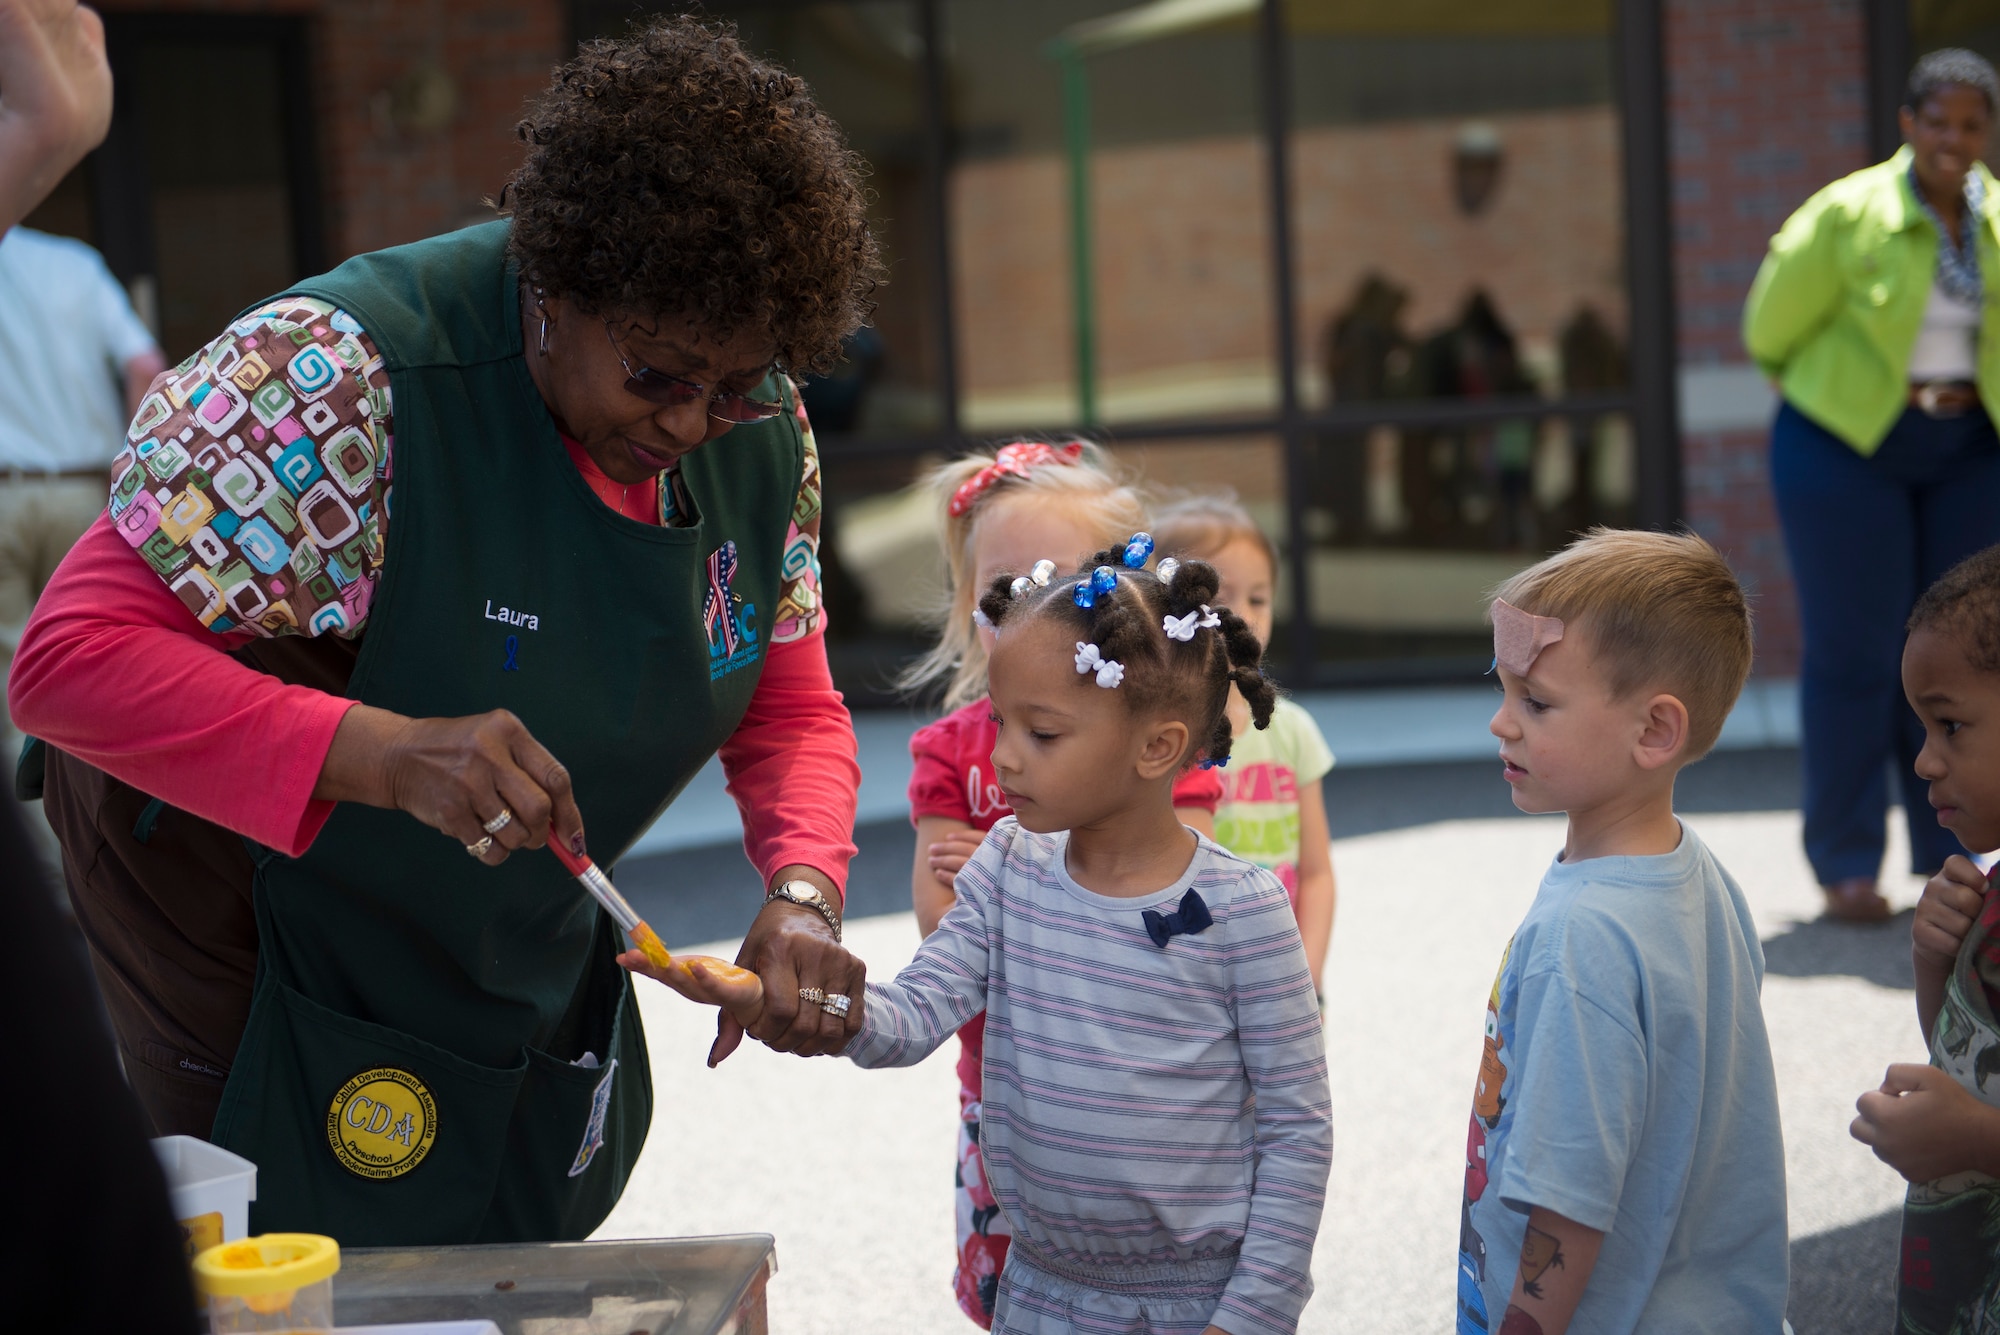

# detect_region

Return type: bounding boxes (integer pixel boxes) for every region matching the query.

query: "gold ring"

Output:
[820,995,851,1017]
[465,835,494,858]
[798,986,825,1006]
[482,808,514,836]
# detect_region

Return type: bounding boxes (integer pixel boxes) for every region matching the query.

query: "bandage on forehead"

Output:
[1491,597,1564,676]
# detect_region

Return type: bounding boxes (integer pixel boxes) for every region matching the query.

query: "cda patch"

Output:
[326,1066,437,1180]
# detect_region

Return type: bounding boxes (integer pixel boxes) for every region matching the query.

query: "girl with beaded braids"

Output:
[670,540,1331,1335]
[897,441,1222,1328]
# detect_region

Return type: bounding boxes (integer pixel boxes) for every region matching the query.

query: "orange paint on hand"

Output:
[628,922,675,974]
[679,955,758,985]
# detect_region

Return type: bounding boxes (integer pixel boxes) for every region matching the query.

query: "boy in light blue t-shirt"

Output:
[1459,530,1788,1335]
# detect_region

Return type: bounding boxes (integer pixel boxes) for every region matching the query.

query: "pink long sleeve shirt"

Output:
[11,300,857,897]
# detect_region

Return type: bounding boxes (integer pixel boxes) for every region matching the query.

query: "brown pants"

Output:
[44,747,258,1138]
[38,635,352,1137]
[0,477,105,748]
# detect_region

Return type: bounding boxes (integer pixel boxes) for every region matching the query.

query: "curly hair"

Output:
[977,547,1276,769]
[1910,542,2000,674]
[503,15,883,374]
[1907,47,2000,115]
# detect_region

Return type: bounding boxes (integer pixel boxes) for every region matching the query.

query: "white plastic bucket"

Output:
[152,1135,257,1259]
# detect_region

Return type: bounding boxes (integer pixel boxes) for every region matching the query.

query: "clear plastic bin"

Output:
[193,1232,341,1334]
[151,1135,257,1259]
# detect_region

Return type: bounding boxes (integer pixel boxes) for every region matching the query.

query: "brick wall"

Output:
[1664,0,1871,673]
[103,0,565,261]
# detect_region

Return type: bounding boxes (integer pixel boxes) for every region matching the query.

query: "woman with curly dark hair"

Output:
[10,15,884,1244]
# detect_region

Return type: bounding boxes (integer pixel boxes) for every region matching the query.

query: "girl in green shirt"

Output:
[1156,498,1337,998]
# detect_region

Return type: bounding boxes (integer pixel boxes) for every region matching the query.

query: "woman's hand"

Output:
[1852,1063,2000,1182]
[618,948,767,1028]
[706,868,865,1066]
[315,703,585,865]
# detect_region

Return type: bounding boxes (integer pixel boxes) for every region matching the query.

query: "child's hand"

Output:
[1914,855,1989,978]
[928,828,985,890]
[1851,1063,2000,1182]
[616,948,768,1062]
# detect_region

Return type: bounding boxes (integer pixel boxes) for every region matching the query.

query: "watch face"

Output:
[783,883,822,906]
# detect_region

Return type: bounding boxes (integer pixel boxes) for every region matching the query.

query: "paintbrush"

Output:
[548,837,761,995]
[548,837,677,974]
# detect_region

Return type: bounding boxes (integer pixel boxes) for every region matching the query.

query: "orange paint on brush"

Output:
[628,921,676,974]
[551,833,763,1005]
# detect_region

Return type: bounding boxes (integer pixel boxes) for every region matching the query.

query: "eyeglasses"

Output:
[603,320,785,424]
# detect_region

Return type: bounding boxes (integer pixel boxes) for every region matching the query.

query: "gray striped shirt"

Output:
[846,819,1333,1335]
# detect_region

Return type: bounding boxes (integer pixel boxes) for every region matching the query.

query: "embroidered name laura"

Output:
[484,599,539,630]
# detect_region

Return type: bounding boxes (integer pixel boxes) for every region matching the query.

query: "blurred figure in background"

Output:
[0,224,163,751]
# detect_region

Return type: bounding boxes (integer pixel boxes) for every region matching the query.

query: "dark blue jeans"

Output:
[1771,400,2000,884]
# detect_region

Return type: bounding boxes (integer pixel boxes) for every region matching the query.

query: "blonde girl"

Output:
[1155,496,1336,997]
[900,440,1221,1327]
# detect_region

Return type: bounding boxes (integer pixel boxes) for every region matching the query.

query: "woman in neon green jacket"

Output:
[1744,49,2000,922]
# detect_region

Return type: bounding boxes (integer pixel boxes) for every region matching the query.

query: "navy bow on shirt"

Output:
[1141,889,1213,948]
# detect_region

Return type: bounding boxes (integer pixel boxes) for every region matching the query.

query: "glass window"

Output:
[1287,0,1628,679]
[1912,0,2000,71]
[133,33,301,362]
[943,0,1273,430]
[820,451,948,705]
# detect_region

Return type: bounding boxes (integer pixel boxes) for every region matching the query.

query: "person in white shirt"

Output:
[0,225,163,741]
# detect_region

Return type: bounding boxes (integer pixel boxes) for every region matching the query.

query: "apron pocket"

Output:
[215,977,526,1246]
[480,969,653,1242]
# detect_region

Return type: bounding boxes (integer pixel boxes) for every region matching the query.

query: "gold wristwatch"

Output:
[767,879,841,942]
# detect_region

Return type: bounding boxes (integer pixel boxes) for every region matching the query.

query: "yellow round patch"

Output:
[326,1067,437,1180]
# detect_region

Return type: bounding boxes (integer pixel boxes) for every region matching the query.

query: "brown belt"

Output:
[1910,380,1982,418]
[0,466,109,482]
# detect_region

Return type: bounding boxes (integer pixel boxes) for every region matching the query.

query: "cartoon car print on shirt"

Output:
[1458,939,1513,1335]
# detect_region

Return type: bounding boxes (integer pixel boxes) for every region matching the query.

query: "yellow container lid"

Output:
[192,1233,341,1297]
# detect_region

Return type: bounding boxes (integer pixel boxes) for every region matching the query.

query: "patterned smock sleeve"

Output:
[110,296,392,638]
[768,380,823,645]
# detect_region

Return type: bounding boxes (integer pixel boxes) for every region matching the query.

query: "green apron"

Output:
[208,221,803,1246]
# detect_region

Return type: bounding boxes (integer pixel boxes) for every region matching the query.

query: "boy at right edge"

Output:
[1458,529,1789,1334]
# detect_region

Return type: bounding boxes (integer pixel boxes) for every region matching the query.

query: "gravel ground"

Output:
[597,793,1928,1333]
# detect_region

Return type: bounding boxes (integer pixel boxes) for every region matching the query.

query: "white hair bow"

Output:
[1074,641,1125,688]
[1162,605,1224,642]
[972,607,995,632]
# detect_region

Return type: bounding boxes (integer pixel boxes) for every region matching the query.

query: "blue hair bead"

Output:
[1090,565,1118,595]
[1073,582,1097,609]
[1122,532,1155,567]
